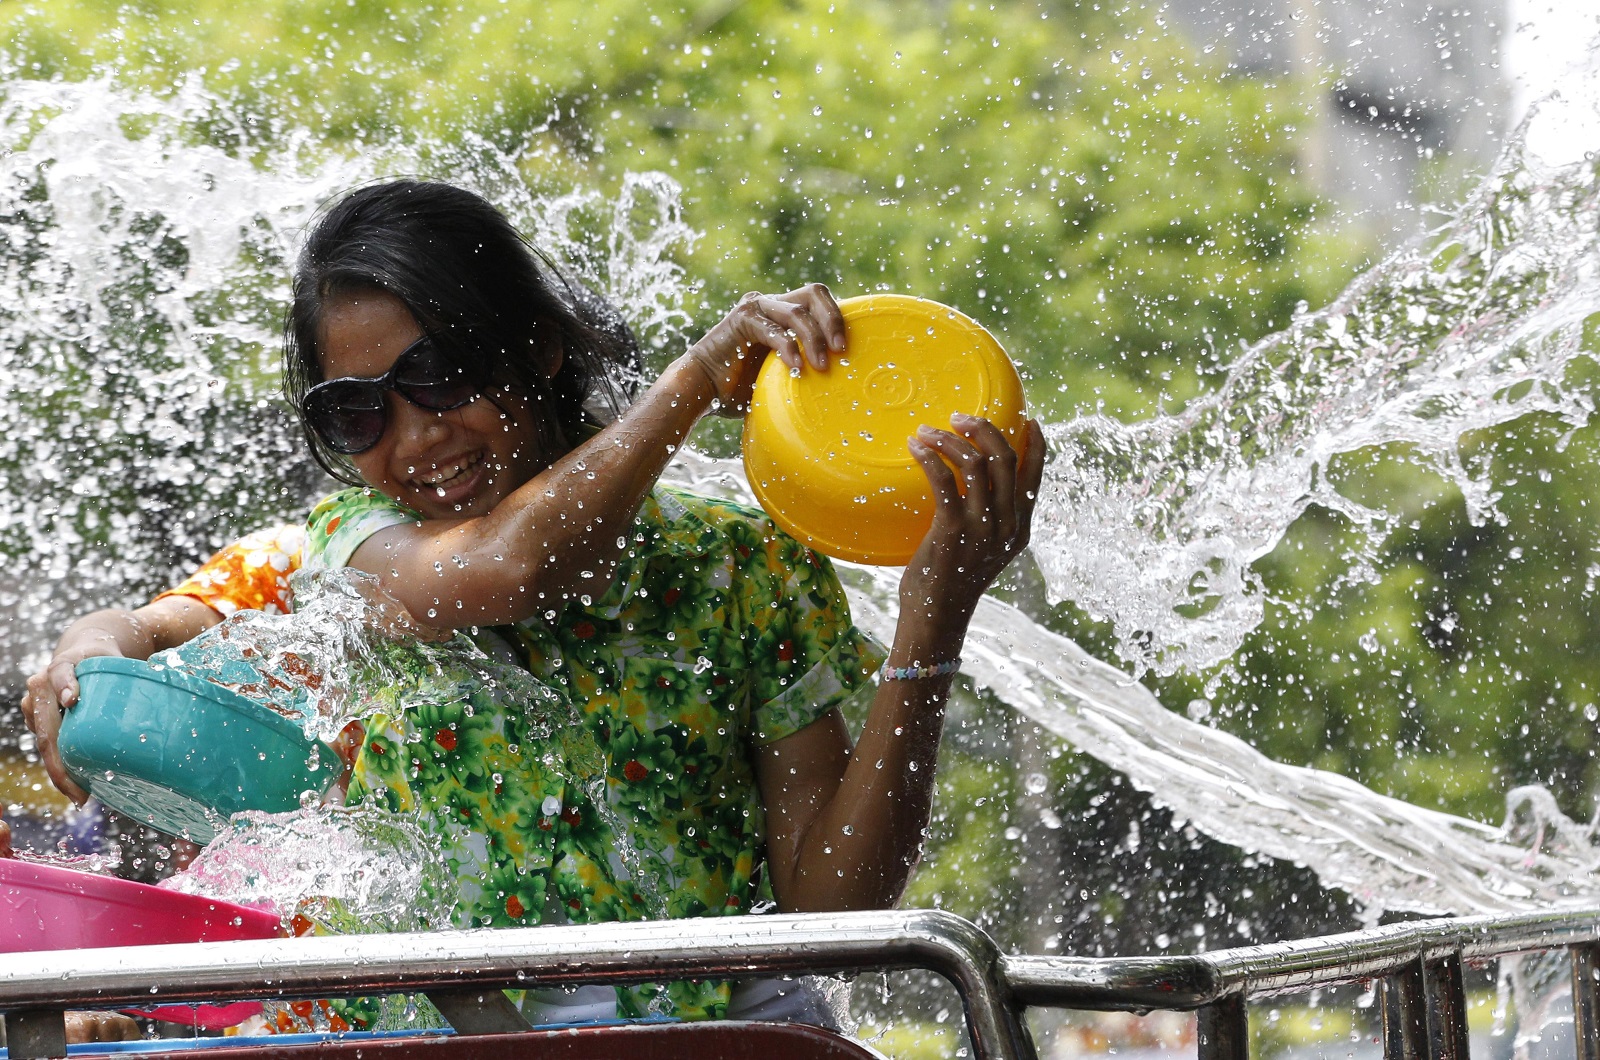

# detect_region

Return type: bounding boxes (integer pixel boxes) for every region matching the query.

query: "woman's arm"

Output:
[21,596,226,804]
[756,414,1047,911]
[347,286,847,628]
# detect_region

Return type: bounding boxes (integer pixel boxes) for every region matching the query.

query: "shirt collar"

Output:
[637,487,720,559]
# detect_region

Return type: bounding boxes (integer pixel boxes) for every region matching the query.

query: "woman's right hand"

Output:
[683,284,848,415]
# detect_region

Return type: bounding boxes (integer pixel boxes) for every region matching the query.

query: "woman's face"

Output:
[317,289,550,521]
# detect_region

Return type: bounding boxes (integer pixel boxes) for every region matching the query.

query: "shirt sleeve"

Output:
[738,517,885,746]
[303,488,420,570]
[155,524,307,617]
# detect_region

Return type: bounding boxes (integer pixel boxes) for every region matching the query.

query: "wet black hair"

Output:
[284,178,642,485]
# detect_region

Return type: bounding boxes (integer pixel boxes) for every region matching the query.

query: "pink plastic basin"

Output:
[1,856,282,1028]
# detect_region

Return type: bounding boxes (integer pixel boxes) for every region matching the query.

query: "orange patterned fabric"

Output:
[157,524,306,616]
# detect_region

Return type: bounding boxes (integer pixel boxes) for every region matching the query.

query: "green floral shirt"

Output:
[303,485,883,1019]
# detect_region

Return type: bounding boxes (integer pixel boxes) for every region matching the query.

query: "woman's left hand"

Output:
[900,413,1048,629]
[759,412,1046,913]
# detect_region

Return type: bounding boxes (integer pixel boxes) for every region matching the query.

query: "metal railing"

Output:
[2,906,1598,1060]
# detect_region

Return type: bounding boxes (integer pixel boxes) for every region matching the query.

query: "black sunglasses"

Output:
[302,335,490,455]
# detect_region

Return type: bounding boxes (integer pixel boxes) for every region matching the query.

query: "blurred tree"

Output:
[20,0,1590,956]
[0,0,1360,420]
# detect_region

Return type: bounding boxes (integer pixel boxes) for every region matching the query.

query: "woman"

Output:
[23,180,1045,1023]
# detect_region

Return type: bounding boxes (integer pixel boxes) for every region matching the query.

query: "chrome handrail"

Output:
[0,909,1029,1060]
[1007,905,1600,1060]
[4,905,1600,1060]
[1004,905,1600,1008]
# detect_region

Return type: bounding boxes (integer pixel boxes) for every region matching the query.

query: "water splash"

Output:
[154,567,670,922]
[0,50,1596,1047]
[1031,97,1600,675]
[667,450,1600,920]
[162,805,457,933]
[0,76,352,680]
[0,74,698,687]
[152,567,477,743]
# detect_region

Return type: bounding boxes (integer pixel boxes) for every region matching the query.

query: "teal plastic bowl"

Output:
[61,657,342,843]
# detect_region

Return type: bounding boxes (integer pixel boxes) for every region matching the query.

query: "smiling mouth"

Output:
[410,452,483,495]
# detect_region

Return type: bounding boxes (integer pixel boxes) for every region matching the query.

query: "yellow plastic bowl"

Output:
[742,293,1027,566]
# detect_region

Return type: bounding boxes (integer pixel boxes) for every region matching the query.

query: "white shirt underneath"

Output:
[518,977,840,1029]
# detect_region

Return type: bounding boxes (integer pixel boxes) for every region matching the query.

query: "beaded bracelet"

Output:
[880,657,962,681]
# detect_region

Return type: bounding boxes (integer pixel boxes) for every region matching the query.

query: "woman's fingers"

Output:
[899,415,1045,626]
[915,416,1017,536]
[950,413,1020,542]
[784,282,848,356]
[64,1012,143,1044]
[734,292,801,372]
[1014,419,1047,549]
[912,414,1042,559]
[711,283,846,367]
[690,284,847,416]
[908,432,964,512]
[761,299,830,372]
[913,422,991,526]
[49,653,81,709]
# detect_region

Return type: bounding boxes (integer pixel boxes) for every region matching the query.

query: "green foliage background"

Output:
[6,0,1595,959]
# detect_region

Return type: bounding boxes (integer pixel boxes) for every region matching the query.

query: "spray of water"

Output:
[667,450,1600,919]
[0,77,349,677]
[154,567,670,924]
[1033,95,1600,675]
[0,74,698,687]
[3,55,1600,1048]
[161,804,458,933]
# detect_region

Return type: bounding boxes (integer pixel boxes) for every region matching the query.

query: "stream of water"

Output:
[1,50,1599,1047]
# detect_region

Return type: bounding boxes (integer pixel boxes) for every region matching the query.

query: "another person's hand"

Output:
[64,1012,143,1044]
[22,599,223,806]
[900,413,1048,629]
[21,617,131,806]
[684,284,847,415]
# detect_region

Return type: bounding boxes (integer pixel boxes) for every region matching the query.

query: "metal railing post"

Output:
[1197,993,1248,1060]
[1572,944,1600,1060]
[1383,957,1430,1060]
[2,1010,67,1060]
[425,988,534,1035]
[1425,953,1470,1060]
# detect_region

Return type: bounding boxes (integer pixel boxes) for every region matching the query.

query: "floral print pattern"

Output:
[164,486,883,1023]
